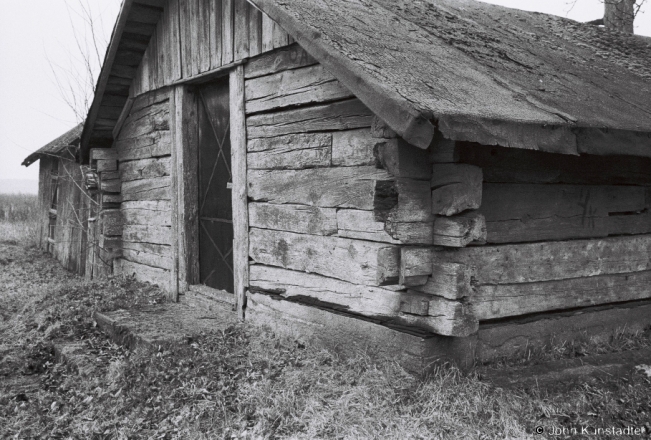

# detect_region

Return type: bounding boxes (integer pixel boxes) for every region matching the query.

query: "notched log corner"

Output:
[373,180,399,222]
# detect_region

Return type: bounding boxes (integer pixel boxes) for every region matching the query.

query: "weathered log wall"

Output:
[245,45,651,339]
[244,46,476,337]
[112,88,174,287]
[38,155,91,276]
[404,140,651,326]
[131,0,293,97]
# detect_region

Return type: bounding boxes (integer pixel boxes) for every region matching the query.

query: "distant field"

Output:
[0,193,38,222]
[0,193,39,246]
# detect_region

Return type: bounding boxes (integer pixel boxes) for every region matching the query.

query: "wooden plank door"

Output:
[197,78,234,293]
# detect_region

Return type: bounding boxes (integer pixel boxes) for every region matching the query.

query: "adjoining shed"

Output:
[27,0,651,370]
[22,124,95,275]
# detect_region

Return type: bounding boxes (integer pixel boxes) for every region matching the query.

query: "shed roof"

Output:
[82,0,651,158]
[252,0,651,155]
[22,123,83,167]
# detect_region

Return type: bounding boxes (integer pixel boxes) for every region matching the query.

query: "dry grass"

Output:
[1,237,651,439]
[0,193,40,248]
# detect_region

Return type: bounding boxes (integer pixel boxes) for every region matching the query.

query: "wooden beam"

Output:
[249,265,476,337]
[433,234,651,285]
[230,65,249,320]
[172,85,200,291]
[249,203,337,236]
[249,228,400,286]
[247,166,394,210]
[375,138,431,179]
[432,212,487,247]
[169,87,180,300]
[431,164,483,216]
[112,97,135,139]
[400,247,433,286]
[247,133,332,170]
[170,59,246,86]
[473,270,651,320]
[244,63,353,114]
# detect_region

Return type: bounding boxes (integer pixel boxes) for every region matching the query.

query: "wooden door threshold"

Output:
[180,284,236,313]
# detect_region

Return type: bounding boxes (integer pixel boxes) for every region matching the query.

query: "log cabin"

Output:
[25,0,651,371]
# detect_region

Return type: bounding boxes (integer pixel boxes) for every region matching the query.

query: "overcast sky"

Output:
[1,0,649,184]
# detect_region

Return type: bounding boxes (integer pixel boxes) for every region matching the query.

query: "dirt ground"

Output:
[2,239,651,439]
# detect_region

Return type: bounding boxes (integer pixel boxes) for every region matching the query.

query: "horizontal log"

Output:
[120,157,171,181]
[102,194,122,204]
[249,203,337,235]
[409,262,473,300]
[103,223,123,236]
[248,166,394,211]
[100,209,122,236]
[400,248,433,286]
[121,241,171,257]
[485,216,607,244]
[331,128,378,166]
[90,148,118,161]
[336,209,400,244]
[250,264,404,316]
[115,131,172,161]
[130,87,170,114]
[481,183,646,221]
[384,179,433,223]
[607,210,651,236]
[431,164,483,216]
[244,43,317,79]
[246,98,373,139]
[480,183,647,243]
[247,133,332,170]
[433,235,651,285]
[245,63,353,114]
[121,200,171,211]
[250,265,476,336]
[402,296,477,337]
[121,177,171,201]
[121,248,173,270]
[473,270,651,320]
[249,228,399,286]
[122,204,172,227]
[384,221,433,245]
[96,159,117,172]
[118,101,169,140]
[458,142,651,186]
[100,179,121,193]
[98,234,121,250]
[432,212,487,247]
[376,138,431,179]
[122,225,171,245]
[100,171,120,181]
[118,258,169,288]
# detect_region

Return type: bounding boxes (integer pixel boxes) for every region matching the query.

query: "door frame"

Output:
[170,65,248,320]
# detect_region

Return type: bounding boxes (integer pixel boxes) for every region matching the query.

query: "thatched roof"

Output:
[22,123,83,167]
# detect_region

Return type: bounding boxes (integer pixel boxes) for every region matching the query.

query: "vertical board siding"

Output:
[131,0,292,96]
[44,158,90,276]
[221,0,234,64]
